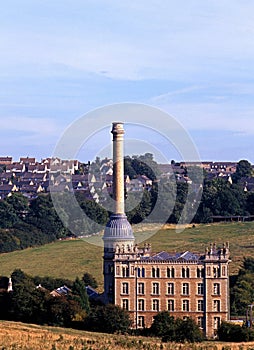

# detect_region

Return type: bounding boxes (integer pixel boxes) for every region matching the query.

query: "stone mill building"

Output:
[103,122,230,338]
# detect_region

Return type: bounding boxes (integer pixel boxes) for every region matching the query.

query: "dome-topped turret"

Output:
[104,213,134,240]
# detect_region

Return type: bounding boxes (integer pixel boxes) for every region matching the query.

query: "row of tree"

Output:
[0,269,133,335]
[123,156,254,224]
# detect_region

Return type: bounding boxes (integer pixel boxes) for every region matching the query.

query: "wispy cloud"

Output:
[151,86,205,103]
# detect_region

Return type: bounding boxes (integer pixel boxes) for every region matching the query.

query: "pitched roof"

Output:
[142,250,201,262]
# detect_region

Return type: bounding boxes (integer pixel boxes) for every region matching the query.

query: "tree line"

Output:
[0,269,130,333]
[124,156,254,224]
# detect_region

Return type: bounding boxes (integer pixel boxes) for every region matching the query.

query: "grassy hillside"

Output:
[0,222,254,290]
[0,320,253,350]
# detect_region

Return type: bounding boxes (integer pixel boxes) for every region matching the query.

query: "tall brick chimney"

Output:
[103,122,135,303]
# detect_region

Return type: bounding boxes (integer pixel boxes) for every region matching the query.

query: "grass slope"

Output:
[0,222,254,290]
[0,320,253,350]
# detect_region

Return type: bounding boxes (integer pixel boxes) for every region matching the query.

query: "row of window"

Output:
[118,266,227,278]
[122,298,221,312]
[122,282,221,296]
[136,315,221,329]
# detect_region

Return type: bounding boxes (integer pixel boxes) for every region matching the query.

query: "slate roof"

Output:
[142,250,202,262]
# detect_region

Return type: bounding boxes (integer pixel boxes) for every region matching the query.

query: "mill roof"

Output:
[142,250,201,262]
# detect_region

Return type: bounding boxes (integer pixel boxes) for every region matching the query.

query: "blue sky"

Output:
[1,1,254,163]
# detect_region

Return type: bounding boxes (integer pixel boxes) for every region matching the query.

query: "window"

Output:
[138,299,145,311]
[182,283,189,295]
[214,317,220,329]
[213,283,220,295]
[137,316,145,328]
[182,267,190,278]
[197,267,204,278]
[197,316,204,328]
[182,299,189,311]
[138,282,145,295]
[167,282,174,295]
[213,300,220,312]
[197,283,204,295]
[122,266,129,277]
[222,266,226,276]
[137,267,145,277]
[197,300,204,311]
[167,267,175,278]
[152,267,160,278]
[122,299,129,310]
[167,299,174,312]
[122,282,129,294]
[207,266,211,276]
[116,266,120,275]
[152,282,160,295]
[152,299,160,311]
[213,267,220,278]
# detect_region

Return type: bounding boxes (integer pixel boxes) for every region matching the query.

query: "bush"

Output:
[149,311,175,339]
[85,304,131,334]
[149,312,204,343]
[217,321,249,342]
[173,317,204,343]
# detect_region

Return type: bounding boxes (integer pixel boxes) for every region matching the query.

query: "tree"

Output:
[27,194,66,239]
[46,295,80,327]
[131,156,158,181]
[150,312,204,343]
[82,272,98,289]
[0,229,20,252]
[149,311,175,339]
[0,200,19,228]
[9,270,47,323]
[230,257,254,316]
[195,178,248,222]
[85,304,131,333]
[124,156,137,179]
[6,193,29,219]
[174,317,204,343]
[126,190,153,224]
[79,198,109,226]
[33,275,73,291]
[233,160,253,183]
[242,257,254,273]
[246,192,254,215]
[72,277,90,314]
[217,321,253,342]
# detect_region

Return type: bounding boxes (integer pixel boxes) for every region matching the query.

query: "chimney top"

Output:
[111,122,124,135]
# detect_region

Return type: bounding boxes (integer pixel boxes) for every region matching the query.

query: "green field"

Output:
[0,222,253,291]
